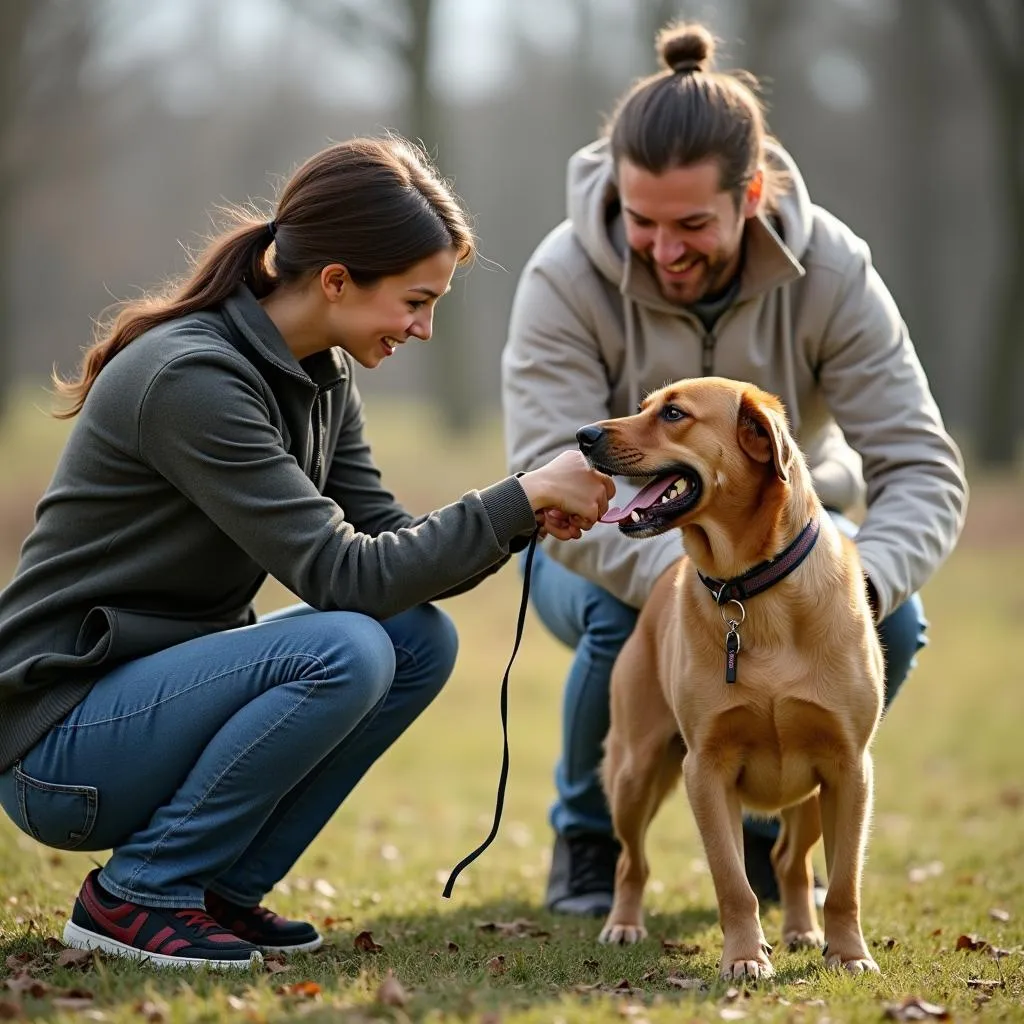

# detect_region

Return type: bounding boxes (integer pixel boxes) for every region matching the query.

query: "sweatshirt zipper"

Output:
[701,333,716,376]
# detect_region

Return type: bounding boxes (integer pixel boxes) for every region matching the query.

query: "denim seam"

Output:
[123,655,329,899]
[54,655,322,730]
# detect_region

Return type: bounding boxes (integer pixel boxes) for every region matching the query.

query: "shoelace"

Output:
[174,909,236,938]
[442,528,539,898]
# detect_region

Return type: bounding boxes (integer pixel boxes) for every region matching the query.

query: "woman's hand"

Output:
[518,451,615,540]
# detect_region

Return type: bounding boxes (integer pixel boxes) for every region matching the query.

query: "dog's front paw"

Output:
[598,921,647,945]
[719,954,775,981]
[825,951,879,974]
[784,928,825,950]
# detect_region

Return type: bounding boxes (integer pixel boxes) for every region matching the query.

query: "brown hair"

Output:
[605,22,788,209]
[53,135,475,417]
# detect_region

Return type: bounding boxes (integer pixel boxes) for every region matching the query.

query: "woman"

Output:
[0,135,614,969]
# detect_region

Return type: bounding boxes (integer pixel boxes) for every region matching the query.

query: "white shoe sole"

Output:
[258,933,324,954]
[63,920,263,970]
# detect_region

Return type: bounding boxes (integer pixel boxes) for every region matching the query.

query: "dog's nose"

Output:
[576,424,606,454]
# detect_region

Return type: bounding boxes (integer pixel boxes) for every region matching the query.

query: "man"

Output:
[501,22,967,917]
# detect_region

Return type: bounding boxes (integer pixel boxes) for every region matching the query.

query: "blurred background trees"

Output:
[1,0,1021,465]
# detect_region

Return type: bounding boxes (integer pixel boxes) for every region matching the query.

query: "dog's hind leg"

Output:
[684,754,774,980]
[819,753,879,973]
[775,796,824,949]
[598,731,682,945]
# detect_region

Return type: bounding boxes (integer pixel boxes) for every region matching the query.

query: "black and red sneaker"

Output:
[63,870,262,969]
[204,890,323,954]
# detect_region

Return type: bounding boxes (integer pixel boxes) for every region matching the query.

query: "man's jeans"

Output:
[0,603,457,908]
[527,513,928,839]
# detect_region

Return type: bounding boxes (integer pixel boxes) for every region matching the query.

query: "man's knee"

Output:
[879,593,928,707]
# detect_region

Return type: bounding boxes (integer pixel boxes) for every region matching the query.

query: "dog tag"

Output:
[725,628,740,684]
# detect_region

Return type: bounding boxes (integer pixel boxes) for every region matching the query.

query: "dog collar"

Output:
[698,516,821,605]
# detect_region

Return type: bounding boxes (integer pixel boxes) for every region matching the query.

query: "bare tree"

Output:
[282,0,479,431]
[948,0,1024,465]
[0,0,37,421]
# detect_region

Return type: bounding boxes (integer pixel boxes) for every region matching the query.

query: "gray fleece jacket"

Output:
[502,138,967,615]
[0,286,537,772]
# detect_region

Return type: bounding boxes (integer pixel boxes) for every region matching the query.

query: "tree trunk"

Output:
[950,0,1024,465]
[405,0,476,433]
[0,0,35,423]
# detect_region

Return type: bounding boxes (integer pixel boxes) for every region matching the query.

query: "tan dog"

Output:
[576,377,883,979]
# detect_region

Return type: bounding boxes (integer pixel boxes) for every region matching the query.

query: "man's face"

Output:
[618,158,759,306]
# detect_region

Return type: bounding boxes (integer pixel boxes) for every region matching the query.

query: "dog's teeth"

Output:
[630,511,641,523]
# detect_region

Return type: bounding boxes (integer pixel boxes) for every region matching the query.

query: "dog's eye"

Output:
[660,404,689,422]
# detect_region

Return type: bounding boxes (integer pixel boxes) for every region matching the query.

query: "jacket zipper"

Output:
[701,333,716,376]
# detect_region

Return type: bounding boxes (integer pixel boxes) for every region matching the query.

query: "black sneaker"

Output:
[63,870,262,970]
[205,890,323,953]
[545,832,621,917]
[742,826,827,908]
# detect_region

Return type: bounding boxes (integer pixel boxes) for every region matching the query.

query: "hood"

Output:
[566,137,813,307]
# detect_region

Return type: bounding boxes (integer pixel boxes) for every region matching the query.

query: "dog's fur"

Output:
[581,377,884,979]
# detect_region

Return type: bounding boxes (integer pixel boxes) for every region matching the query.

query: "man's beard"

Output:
[644,251,733,306]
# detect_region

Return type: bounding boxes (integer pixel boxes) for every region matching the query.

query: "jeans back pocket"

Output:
[11,764,99,851]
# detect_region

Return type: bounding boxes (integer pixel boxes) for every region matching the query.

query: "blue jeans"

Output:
[0,603,457,908]
[527,514,928,838]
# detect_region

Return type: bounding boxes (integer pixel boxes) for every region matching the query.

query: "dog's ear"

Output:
[737,390,793,483]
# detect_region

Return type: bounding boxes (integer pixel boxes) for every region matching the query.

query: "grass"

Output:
[1,387,1023,1022]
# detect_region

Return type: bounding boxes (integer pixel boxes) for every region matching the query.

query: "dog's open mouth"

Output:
[599,467,703,536]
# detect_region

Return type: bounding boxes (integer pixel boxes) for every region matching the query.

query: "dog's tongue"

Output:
[600,474,684,524]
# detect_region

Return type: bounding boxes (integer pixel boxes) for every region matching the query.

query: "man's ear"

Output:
[737,389,793,482]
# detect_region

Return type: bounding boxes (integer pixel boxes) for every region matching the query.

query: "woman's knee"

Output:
[319,613,397,713]
[388,604,459,700]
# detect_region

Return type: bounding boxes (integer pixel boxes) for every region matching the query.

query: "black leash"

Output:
[442,527,539,899]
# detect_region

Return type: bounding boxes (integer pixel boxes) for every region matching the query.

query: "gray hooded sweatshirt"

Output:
[0,286,538,772]
[502,138,967,616]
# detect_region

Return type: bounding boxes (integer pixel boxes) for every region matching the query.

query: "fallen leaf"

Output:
[662,940,701,955]
[312,879,336,898]
[582,959,599,969]
[883,996,950,1020]
[376,969,408,1008]
[666,974,706,991]
[4,974,49,998]
[875,936,898,950]
[446,941,459,954]
[956,934,991,952]
[55,948,94,969]
[476,919,545,938]
[720,1010,747,1021]
[723,987,743,1002]
[0,1000,21,1021]
[989,908,1011,922]
[263,957,291,974]
[486,955,506,976]
[998,786,1022,809]
[277,981,321,999]
[966,979,1003,990]
[610,979,634,993]
[353,930,383,953]
[226,995,249,1010]
[134,999,167,1022]
[4,954,34,972]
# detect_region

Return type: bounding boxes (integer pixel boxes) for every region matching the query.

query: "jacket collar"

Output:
[221,285,347,389]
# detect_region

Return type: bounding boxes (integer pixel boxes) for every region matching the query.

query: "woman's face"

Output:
[326,248,458,369]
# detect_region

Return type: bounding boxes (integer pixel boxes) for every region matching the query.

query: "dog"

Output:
[576,377,883,979]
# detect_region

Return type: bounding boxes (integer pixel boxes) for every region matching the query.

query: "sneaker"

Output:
[205,890,323,954]
[545,832,621,917]
[742,826,827,908]
[63,870,262,970]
